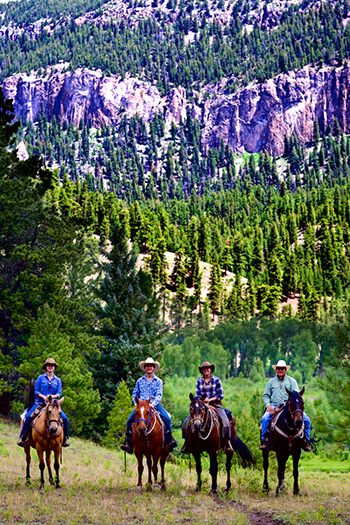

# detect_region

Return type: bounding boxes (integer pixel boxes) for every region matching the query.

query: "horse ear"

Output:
[299,386,305,396]
[58,397,64,405]
[148,397,152,405]
[189,393,194,401]
[135,396,139,405]
[285,388,292,397]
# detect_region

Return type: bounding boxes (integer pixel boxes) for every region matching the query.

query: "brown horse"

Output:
[23,396,64,489]
[132,397,168,490]
[188,393,256,494]
[262,388,306,496]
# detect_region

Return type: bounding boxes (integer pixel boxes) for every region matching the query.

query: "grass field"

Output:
[1,420,349,525]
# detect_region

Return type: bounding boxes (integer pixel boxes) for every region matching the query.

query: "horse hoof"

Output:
[136,486,142,492]
[161,484,166,491]
[55,485,61,490]
[196,487,201,492]
[153,483,160,489]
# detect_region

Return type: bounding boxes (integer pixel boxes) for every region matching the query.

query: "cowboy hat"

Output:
[198,361,215,373]
[272,359,290,371]
[42,358,58,370]
[139,357,160,372]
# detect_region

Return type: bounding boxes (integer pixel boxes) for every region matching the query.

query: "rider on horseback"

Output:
[121,357,177,454]
[17,358,70,448]
[260,360,312,452]
[181,361,233,454]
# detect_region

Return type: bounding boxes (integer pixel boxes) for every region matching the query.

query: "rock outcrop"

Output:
[3,63,350,156]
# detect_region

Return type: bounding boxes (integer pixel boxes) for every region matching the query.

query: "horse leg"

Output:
[194,453,202,492]
[25,444,31,485]
[152,451,161,489]
[37,446,45,489]
[225,451,233,492]
[136,451,143,489]
[46,450,54,485]
[262,450,269,493]
[209,452,218,495]
[293,450,301,496]
[160,451,167,491]
[54,448,61,488]
[276,453,287,496]
[146,454,153,490]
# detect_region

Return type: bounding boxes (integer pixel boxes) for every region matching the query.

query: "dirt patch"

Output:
[222,499,289,525]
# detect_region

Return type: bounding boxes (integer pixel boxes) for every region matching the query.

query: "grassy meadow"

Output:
[1,420,350,525]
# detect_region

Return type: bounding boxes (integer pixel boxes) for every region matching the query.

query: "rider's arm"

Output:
[54,377,62,400]
[195,378,202,398]
[35,376,47,402]
[212,377,223,403]
[262,379,272,408]
[151,377,163,407]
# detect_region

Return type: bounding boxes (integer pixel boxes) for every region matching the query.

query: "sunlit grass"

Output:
[0,420,349,525]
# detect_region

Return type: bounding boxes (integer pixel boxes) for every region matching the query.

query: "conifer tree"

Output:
[104,381,133,447]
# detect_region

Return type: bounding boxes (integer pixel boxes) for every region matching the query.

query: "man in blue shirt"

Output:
[17,358,70,447]
[121,357,177,454]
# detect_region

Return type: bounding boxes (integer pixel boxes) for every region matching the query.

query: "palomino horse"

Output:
[263,387,306,496]
[188,393,256,494]
[133,397,168,490]
[23,396,64,489]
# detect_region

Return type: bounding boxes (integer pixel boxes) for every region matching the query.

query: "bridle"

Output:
[33,403,63,440]
[190,402,215,441]
[135,407,157,436]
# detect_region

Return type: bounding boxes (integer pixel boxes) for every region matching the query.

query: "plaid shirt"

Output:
[132,374,163,407]
[195,375,224,402]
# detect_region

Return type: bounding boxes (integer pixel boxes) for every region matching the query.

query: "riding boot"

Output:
[165,430,177,452]
[120,430,133,454]
[180,440,189,454]
[62,437,70,447]
[222,437,233,453]
[301,438,312,452]
[17,437,26,448]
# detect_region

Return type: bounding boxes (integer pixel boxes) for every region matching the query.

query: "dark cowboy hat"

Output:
[42,358,58,370]
[198,361,215,373]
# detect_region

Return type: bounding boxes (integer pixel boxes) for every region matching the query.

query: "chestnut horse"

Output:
[262,387,306,496]
[132,397,168,490]
[23,396,64,489]
[188,393,256,494]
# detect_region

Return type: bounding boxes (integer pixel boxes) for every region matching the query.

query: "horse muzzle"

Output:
[49,424,59,434]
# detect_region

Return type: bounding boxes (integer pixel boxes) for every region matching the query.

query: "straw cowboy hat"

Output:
[42,358,58,370]
[272,359,291,371]
[198,361,215,373]
[139,357,160,372]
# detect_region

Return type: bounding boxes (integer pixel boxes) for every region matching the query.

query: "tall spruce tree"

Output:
[90,223,163,436]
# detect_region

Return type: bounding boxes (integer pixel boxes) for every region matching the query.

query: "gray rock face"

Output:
[3,64,350,156]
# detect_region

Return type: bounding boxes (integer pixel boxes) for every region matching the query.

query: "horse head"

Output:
[47,396,64,435]
[135,397,152,435]
[189,393,207,435]
[286,387,305,430]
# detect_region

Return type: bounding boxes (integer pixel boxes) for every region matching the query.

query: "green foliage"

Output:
[18,304,101,433]
[104,380,133,447]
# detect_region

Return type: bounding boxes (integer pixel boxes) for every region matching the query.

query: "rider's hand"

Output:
[204,398,210,403]
[150,403,154,408]
[266,405,274,413]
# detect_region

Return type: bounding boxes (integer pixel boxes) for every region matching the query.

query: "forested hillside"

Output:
[0,0,350,449]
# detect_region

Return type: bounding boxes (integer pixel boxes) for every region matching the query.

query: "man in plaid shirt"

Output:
[121,357,177,454]
[181,361,233,454]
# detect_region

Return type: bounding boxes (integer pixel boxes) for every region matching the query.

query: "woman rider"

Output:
[17,358,70,447]
[181,361,233,454]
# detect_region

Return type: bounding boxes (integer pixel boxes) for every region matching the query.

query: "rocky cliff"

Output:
[3,63,350,156]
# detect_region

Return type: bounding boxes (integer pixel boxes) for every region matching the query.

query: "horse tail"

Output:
[233,436,256,468]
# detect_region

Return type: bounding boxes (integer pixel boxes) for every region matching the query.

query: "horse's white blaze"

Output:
[195,403,199,408]
[141,407,145,419]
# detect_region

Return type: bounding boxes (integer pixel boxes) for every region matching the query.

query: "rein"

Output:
[33,405,63,441]
[272,402,304,445]
[191,403,216,441]
[135,408,160,438]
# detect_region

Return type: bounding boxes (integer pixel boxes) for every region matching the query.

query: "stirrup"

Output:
[62,438,70,448]
[167,439,177,452]
[260,438,268,450]
[224,441,233,453]
[302,439,312,452]
[17,438,26,448]
[120,443,133,454]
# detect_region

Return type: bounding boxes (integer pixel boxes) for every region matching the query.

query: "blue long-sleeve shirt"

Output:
[34,373,62,404]
[132,374,163,407]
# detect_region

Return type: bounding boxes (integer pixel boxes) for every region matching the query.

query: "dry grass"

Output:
[1,420,349,525]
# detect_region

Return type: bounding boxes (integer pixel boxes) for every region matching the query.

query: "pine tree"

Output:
[104,381,133,447]
[90,223,163,434]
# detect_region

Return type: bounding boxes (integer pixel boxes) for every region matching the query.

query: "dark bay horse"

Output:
[23,396,64,489]
[188,393,256,494]
[132,397,168,490]
[263,387,306,496]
